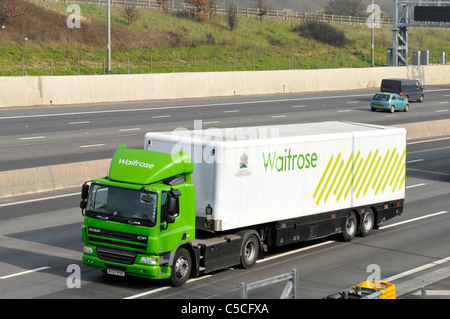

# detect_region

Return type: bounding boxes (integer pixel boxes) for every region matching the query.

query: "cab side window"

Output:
[161,191,180,223]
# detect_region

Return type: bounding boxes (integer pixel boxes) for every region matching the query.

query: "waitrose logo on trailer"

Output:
[118,158,155,169]
[262,148,318,172]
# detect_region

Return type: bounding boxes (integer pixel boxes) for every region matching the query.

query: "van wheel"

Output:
[341,212,357,242]
[170,248,191,287]
[417,95,424,102]
[360,209,375,237]
[240,233,259,269]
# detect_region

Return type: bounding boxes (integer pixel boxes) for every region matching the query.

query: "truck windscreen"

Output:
[86,184,158,227]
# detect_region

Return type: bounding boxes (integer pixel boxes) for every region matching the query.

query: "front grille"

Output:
[87,227,148,252]
[97,246,137,265]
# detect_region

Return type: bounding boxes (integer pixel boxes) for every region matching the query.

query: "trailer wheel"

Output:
[341,212,357,242]
[170,248,191,287]
[240,234,259,269]
[360,209,375,237]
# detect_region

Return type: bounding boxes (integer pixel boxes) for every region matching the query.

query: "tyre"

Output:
[170,248,191,287]
[390,106,395,113]
[371,108,376,112]
[360,209,375,237]
[240,233,259,269]
[417,95,424,102]
[404,104,409,112]
[341,212,357,242]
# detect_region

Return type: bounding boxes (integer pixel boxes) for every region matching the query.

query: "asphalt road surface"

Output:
[1,86,449,171]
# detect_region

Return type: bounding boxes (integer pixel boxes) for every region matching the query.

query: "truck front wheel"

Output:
[240,234,259,269]
[170,248,191,287]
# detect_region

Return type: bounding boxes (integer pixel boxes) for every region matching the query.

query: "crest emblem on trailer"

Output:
[239,152,248,169]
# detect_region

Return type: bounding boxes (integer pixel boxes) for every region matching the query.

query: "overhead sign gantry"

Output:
[391,0,450,66]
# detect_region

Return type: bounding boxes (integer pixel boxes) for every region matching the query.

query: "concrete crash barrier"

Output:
[1,65,450,108]
[0,159,110,199]
[395,119,450,140]
[0,120,449,200]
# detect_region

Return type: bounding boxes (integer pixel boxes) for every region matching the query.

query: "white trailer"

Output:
[144,121,406,247]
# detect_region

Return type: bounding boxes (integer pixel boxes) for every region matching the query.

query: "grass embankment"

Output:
[0,1,449,76]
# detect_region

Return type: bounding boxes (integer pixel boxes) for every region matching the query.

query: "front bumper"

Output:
[82,245,171,280]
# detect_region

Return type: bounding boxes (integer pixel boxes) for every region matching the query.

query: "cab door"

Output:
[158,186,193,253]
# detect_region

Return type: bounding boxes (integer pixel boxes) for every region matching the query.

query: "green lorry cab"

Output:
[81,145,202,286]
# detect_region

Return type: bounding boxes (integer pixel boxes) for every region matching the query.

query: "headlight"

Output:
[83,246,93,254]
[140,256,158,264]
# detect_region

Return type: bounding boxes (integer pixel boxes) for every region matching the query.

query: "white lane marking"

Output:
[438,101,449,104]
[383,256,450,282]
[124,275,212,299]
[223,110,239,113]
[124,286,171,299]
[19,136,45,140]
[69,121,90,125]
[291,105,306,108]
[412,290,450,296]
[119,128,140,132]
[406,159,424,163]
[80,144,105,148]
[406,183,426,189]
[337,110,350,112]
[202,121,220,125]
[407,137,450,145]
[0,193,79,208]
[346,101,359,104]
[271,115,286,118]
[436,109,448,112]
[256,241,335,263]
[379,211,449,230]
[152,115,170,118]
[0,267,50,279]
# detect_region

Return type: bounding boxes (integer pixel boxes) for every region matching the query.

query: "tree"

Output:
[255,0,268,20]
[324,0,364,16]
[226,4,238,31]
[184,0,212,22]
[156,0,169,11]
[122,5,139,25]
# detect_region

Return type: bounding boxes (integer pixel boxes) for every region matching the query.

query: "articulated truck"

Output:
[81,121,406,286]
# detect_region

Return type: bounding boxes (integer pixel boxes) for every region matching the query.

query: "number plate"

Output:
[107,268,125,276]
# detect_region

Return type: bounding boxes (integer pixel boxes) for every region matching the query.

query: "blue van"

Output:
[380,79,424,102]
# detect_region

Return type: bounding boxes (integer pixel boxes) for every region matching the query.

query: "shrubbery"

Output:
[293,21,351,47]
